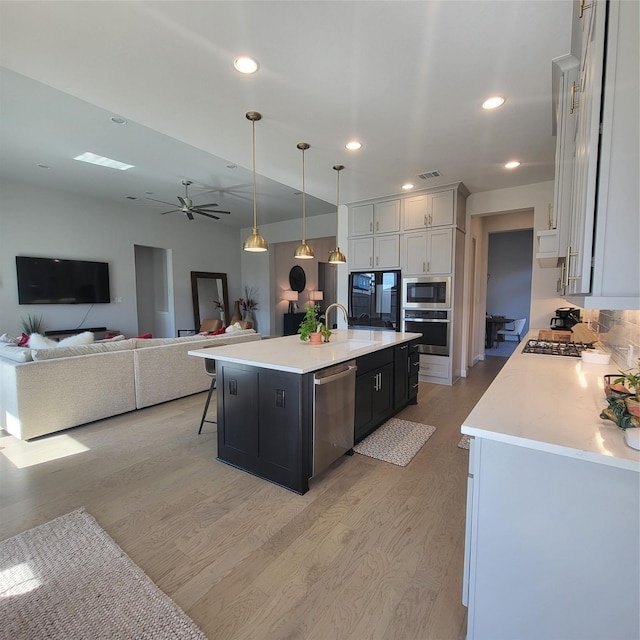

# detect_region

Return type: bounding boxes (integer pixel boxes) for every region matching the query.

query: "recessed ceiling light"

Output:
[73,152,134,171]
[402,183,414,190]
[226,164,238,169]
[505,160,521,169]
[482,96,505,110]
[110,116,127,125]
[36,164,50,169]
[345,141,362,151]
[234,56,259,74]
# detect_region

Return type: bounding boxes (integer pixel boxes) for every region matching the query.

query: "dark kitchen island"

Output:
[189,330,421,494]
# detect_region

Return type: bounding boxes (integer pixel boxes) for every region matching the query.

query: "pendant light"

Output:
[294,142,314,259]
[243,111,268,252]
[328,164,347,264]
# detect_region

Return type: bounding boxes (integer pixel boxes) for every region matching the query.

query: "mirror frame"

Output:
[190,271,230,331]
[289,265,306,293]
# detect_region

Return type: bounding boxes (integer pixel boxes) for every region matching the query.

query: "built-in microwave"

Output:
[402,276,451,309]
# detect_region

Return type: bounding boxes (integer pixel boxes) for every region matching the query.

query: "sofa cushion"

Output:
[0,344,33,362]
[31,339,135,361]
[131,330,257,349]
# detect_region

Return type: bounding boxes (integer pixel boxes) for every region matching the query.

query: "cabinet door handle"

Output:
[376,256,379,266]
[427,261,430,272]
[376,220,379,232]
[424,214,428,227]
[570,81,579,114]
[423,261,426,272]
[369,256,373,267]
[370,221,373,232]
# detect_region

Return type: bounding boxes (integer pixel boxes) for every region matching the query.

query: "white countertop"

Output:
[189,329,422,374]
[461,332,640,472]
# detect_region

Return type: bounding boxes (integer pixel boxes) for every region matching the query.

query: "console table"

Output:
[283,312,305,336]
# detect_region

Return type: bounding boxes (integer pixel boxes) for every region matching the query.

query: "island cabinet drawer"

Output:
[356,347,393,375]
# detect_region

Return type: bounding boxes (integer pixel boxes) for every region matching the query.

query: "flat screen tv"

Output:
[16,256,111,304]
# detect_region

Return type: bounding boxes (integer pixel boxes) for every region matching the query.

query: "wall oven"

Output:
[402,276,451,309]
[401,309,450,356]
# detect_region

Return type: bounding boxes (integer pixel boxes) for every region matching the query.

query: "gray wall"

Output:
[486,229,533,334]
[0,178,242,337]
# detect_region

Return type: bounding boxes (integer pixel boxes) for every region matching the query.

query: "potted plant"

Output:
[319,314,332,343]
[298,304,322,343]
[613,359,640,417]
[21,314,43,335]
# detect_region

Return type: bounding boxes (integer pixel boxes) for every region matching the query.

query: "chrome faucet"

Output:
[323,302,348,327]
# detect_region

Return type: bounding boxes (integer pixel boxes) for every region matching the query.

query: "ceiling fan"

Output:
[147,179,231,221]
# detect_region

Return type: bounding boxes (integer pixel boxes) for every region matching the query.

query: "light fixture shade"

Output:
[294,241,314,259]
[243,228,268,252]
[243,111,268,252]
[309,290,324,301]
[329,164,347,264]
[328,248,347,264]
[282,290,298,302]
[295,142,314,260]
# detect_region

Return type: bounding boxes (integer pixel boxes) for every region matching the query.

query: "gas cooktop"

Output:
[522,339,596,357]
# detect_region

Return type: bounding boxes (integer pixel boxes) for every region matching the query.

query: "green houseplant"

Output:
[21,314,44,335]
[601,359,640,428]
[298,304,321,342]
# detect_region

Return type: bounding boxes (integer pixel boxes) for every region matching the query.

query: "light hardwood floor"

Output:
[0,357,506,640]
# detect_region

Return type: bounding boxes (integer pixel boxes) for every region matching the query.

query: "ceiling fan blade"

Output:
[195,211,220,220]
[177,196,187,206]
[161,209,180,215]
[193,202,219,208]
[186,210,195,221]
[147,197,178,207]
[193,207,231,215]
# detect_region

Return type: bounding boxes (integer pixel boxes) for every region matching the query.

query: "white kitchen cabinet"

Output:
[558,0,639,308]
[403,190,455,231]
[419,354,449,381]
[349,200,400,236]
[464,436,639,640]
[348,234,400,270]
[537,54,579,268]
[403,227,453,275]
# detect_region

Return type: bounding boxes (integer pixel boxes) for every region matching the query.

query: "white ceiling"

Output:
[0,0,574,229]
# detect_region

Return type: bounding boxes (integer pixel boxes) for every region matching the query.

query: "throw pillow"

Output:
[136,333,153,339]
[58,331,94,347]
[0,333,19,344]
[28,333,58,349]
[17,333,29,347]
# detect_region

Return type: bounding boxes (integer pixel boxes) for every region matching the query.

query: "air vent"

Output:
[125,196,137,200]
[417,170,441,180]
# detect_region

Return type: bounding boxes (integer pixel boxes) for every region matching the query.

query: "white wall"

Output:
[240,211,340,336]
[464,181,569,368]
[0,178,243,337]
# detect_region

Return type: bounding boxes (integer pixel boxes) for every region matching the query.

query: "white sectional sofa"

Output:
[0,330,260,440]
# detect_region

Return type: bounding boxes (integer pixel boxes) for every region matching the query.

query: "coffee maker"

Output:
[550,307,581,330]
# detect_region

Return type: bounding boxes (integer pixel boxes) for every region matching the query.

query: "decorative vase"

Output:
[230,300,242,325]
[309,331,323,345]
[243,310,256,331]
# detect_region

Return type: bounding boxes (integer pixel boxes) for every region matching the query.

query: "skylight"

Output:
[73,152,134,171]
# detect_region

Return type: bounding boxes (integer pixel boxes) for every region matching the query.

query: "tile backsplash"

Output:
[582,309,640,370]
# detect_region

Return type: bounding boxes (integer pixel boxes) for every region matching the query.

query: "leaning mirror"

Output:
[191,271,230,331]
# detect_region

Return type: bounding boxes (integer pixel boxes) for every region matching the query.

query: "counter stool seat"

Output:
[198,359,217,434]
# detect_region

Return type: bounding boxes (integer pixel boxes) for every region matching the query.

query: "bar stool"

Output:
[198,359,217,434]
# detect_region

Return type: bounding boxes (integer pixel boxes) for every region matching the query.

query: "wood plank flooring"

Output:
[0,357,506,640]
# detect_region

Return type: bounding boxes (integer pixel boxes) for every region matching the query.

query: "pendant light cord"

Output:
[302,146,307,241]
[251,119,257,230]
[335,167,340,238]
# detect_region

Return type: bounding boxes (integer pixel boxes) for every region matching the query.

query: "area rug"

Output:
[0,508,206,639]
[353,418,436,466]
[458,435,471,449]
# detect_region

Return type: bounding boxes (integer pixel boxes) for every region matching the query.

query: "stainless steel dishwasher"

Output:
[312,360,357,477]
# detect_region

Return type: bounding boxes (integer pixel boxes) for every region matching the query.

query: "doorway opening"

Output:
[134,245,175,337]
[485,229,532,357]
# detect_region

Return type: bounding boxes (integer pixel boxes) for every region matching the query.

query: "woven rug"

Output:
[353,418,436,466]
[0,509,206,639]
[458,435,471,449]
